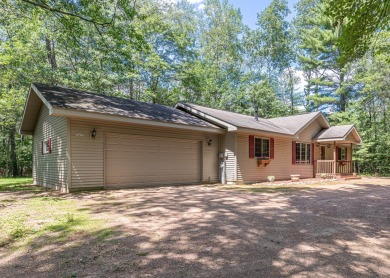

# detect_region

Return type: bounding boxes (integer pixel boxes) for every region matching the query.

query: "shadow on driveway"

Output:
[1,181,389,277]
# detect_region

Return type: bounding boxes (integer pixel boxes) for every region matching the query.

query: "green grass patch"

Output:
[0,177,39,191]
[0,189,113,249]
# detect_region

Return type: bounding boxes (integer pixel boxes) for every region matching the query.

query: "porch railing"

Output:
[315,160,336,178]
[337,160,353,174]
[315,160,353,178]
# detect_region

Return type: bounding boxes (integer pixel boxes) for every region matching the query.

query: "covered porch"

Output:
[313,125,362,178]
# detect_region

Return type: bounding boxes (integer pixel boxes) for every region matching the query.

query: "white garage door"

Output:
[105,133,201,187]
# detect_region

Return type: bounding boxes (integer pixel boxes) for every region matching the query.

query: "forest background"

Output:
[0,0,389,177]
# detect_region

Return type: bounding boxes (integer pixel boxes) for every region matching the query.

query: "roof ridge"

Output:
[182,102,266,120]
[182,102,322,121]
[268,111,320,120]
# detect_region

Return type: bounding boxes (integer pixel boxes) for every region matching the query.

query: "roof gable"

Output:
[314,125,362,143]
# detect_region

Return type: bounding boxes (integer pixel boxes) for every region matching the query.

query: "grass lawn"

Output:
[0,177,36,191]
[0,178,112,249]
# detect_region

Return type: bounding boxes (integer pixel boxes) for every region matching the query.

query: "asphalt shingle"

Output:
[314,124,355,140]
[34,83,220,129]
[179,103,322,136]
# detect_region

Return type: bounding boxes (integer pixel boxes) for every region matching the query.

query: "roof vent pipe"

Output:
[254,106,259,121]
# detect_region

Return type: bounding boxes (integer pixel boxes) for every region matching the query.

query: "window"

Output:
[296,142,311,164]
[255,138,270,158]
[42,139,51,154]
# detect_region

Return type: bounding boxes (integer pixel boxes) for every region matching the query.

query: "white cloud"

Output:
[188,0,204,3]
[198,3,205,9]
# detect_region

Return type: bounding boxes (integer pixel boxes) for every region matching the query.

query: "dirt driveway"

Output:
[1,178,389,277]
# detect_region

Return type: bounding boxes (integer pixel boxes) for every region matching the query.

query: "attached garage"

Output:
[19,83,222,192]
[104,133,201,188]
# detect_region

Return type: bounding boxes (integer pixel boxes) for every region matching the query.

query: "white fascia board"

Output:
[19,84,54,134]
[51,107,225,134]
[347,126,363,144]
[31,83,54,114]
[175,103,237,131]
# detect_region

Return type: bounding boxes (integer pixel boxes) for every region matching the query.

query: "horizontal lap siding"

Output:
[237,134,312,182]
[223,132,237,183]
[33,106,68,190]
[236,121,322,184]
[70,119,219,189]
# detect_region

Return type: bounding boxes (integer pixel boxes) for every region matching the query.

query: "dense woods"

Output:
[0,0,389,177]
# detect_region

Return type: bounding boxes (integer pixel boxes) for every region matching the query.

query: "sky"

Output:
[187,0,300,29]
[230,0,299,28]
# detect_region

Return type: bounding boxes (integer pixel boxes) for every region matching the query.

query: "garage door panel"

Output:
[105,133,200,187]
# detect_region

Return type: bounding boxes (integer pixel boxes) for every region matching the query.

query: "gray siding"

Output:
[32,105,68,191]
[69,119,220,189]
[221,132,237,184]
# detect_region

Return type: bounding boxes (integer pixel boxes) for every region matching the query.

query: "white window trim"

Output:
[296,142,311,164]
[255,137,270,159]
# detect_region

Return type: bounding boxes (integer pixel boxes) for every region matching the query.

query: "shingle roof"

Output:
[314,124,355,140]
[178,103,324,136]
[33,83,219,129]
[267,112,323,134]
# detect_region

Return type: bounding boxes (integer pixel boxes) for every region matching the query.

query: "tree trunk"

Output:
[129,78,134,100]
[339,72,346,111]
[46,38,57,71]
[9,127,18,177]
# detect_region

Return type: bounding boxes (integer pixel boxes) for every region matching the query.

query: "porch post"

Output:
[350,142,353,173]
[333,141,337,177]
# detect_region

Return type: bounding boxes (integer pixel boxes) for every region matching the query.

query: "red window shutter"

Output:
[292,141,296,164]
[249,135,255,158]
[270,138,275,159]
[311,143,314,165]
[48,138,52,154]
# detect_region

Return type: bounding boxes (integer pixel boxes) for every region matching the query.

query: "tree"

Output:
[326,0,390,63]
[294,0,352,112]
[198,0,245,109]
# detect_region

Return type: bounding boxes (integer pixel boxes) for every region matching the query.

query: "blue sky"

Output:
[229,0,299,28]
[186,0,300,29]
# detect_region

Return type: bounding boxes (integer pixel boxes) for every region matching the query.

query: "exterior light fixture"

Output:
[208,139,212,146]
[90,128,97,139]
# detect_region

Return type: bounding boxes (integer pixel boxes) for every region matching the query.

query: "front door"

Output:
[320,145,326,160]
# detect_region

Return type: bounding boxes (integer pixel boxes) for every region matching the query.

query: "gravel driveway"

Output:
[1,178,389,277]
